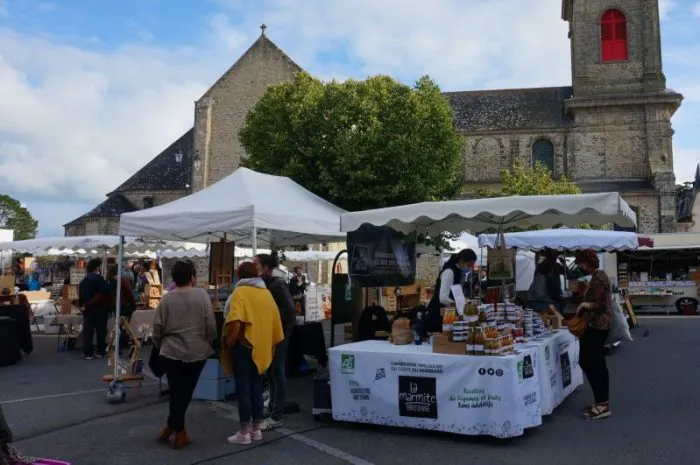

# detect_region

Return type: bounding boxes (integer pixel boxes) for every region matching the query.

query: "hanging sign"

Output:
[347,225,416,287]
[487,248,515,280]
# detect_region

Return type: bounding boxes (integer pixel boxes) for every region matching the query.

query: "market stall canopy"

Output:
[159,248,338,261]
[340,192,636,236]
[0,235,204,255]
[119,167,347,246]
[477,228,652,252]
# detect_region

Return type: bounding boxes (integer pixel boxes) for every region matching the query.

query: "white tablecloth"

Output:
[518,330,583,415]
[329,330,582,438]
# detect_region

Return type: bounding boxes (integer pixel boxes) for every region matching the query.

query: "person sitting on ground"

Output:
[221,261,284,446]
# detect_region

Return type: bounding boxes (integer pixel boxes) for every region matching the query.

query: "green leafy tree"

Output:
[0,194,38,240]
[474,162,581,198]
[240,72,465,212]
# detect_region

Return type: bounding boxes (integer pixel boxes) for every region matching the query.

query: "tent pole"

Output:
[252,227,257,256]
[113,236,124,382]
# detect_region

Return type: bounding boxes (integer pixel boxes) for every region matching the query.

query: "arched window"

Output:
[532,139,555,173]
[601,9,628,62]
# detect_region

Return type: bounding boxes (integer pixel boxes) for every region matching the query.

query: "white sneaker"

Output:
[260,417,283,431]
[84,356,94,360]
[250,429,263,441]
[227,430,251,445]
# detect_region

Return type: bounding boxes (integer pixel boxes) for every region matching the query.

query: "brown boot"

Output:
[156,426,173,442]
[173,430,193,450]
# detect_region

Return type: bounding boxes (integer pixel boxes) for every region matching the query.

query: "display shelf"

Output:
[144,284,162,309]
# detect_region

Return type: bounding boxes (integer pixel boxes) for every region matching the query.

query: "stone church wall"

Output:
[620,193,659,233]
[119,190,186,210]
[567,106,649,180]
[570,0,649,96]
[191,38,300,192]
[463,131,567,183]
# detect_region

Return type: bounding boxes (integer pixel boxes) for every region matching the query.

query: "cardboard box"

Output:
[432,333,466,355]
[0,275,14,292]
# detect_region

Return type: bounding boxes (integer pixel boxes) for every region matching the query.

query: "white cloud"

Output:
[675,147,700,183]
[693,1,700,16]
[0,0,698,236]
[659,0,676,19]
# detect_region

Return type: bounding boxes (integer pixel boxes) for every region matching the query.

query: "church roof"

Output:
[198,29,302,103]
[108,128,194,195]
[444,86,573,132]
[63,194,137,226]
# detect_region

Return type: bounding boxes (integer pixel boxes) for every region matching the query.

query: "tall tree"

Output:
[239,72,465,212]
[0,194,39,240]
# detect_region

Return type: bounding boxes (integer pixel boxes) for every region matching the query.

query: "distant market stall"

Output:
[332,193,635,437]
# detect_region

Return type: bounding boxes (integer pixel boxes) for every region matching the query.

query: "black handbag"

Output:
[148,345,166,378]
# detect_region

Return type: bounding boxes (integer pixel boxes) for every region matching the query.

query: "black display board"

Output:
[347,225,416,287]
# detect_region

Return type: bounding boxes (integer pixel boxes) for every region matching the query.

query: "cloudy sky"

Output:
[0,0,699,237]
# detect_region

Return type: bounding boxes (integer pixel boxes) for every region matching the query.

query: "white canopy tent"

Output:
[159,248,338,261]
[0,235,204,255]
[110,168,346,390]
[477,228,642,252]
[340,192,637,235]
[119,167,347,247]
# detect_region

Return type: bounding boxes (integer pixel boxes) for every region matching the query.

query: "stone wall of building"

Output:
[119,190,186,210]
[620,193,659,233]
[191,36,300,193]
[568,0,666,97]
[65,217,120,237]
[463,131,568,183]
[567,106,649,180]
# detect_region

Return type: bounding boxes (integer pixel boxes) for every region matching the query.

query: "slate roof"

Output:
[444,86,573,132]
[64,194,137,226]
[108,128,194,195]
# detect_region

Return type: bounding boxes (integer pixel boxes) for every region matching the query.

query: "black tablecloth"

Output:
[0,305,32,354]
[287,321,327,377]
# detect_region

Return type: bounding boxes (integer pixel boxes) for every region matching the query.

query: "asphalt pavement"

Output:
[2,317,699,465]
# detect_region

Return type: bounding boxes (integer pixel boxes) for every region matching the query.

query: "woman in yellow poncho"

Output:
[221,261,284,446]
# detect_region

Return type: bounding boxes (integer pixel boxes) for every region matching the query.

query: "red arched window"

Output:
[601,9,628,62]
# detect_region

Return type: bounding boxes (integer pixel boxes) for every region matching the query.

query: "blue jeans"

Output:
[268,338,289,421]
[231,344,264,426]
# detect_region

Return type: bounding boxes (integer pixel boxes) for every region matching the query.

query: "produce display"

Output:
[434,300,556,356]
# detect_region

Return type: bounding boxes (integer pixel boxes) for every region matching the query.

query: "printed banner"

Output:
[305,285,332,322]
[330,343,541,438]
[347,225,416,287]
[516,330,583,416]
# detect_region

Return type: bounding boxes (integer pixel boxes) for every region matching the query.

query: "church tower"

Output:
[561,0,683,233]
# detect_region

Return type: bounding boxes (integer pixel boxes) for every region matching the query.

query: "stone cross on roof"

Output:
[260,23,267,35]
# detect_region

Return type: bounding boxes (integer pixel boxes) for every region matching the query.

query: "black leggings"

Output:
[579,328,610,404]
[163,358,206,432]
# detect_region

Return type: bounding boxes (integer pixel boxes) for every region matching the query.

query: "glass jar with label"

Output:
[474,328,485,356]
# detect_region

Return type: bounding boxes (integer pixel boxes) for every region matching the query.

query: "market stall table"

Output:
[329,330,582,438]
[49,314,82,351]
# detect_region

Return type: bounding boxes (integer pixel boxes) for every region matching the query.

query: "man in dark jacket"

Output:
[254,253,296,431]
[79,258,109,360]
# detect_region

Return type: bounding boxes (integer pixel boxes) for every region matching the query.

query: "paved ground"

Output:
[2,317,699,465]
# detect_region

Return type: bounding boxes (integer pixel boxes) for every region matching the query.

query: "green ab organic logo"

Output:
[341,354,355,374]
